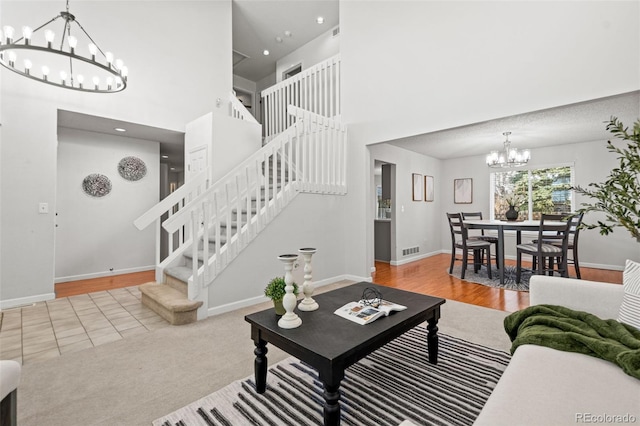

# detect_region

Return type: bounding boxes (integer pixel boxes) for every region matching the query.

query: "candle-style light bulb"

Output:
[22,26,32,44]
[92,76,100,90]
[68,35,77,53]
[106,76,113,90]
[77,74,84,88]
[3,26,14,43]
[115,59,123,70]
[120,66,128,78]
[8,51,16,67]
[105,51,113,66]
[115,76,123,88]
[42,65,50,80]
[24,59,32,74]
[88,43,97,60]
[60,71,67,85]
[44,29,55,47]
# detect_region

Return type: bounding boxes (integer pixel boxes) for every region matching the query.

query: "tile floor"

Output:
[0,286,169,365]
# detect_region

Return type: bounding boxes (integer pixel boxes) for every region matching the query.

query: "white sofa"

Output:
[475,275,640,426]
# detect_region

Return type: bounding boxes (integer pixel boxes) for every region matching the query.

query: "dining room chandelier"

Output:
[486,131,530,168]
[0,0,127,93]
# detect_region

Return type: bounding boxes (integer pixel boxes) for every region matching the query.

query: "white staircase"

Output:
[134,56,346,322]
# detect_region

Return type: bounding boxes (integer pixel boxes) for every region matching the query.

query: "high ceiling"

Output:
[232,0,339,82]
[384,91,640,160]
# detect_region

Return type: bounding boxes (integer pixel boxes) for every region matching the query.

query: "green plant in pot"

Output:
[573,117,640,242]
[264,276,299,316]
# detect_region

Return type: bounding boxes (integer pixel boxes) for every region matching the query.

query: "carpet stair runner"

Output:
[154,329,511,425]
[141,160,286,325]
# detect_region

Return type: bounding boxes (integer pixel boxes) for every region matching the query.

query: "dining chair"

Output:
[532,212,584,279]
[461,211,500,269]
[447,212,492,280]
[515,213,579,283]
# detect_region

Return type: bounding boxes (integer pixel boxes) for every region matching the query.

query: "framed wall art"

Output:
[454,178,473,204]
[424,175,434,202]
[412,173,423,201]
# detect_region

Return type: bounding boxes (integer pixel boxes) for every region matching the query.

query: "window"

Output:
[490,165,574,220]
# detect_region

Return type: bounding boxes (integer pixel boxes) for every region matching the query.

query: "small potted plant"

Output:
[264,276,299,315]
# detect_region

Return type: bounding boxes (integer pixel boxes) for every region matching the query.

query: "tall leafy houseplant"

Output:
[573,117,640,241]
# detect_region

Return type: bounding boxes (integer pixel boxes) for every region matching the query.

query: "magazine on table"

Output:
[333,299,407,325]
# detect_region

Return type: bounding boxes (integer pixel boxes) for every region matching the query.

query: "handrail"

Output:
[229,92,259,125]
[262,54,341,140]
[163,123,299,234]
[134,170,209,230]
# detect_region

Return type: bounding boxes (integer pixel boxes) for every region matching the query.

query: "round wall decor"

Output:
[118,156,147,181]
[82,174,112,197]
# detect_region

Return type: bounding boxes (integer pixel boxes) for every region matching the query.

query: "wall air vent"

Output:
[402,246,419,256]
[332,26,340,37]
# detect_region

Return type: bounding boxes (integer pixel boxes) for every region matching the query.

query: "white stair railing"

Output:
[262,54,341,141]
[133,171,209,277]
[159,107,346,298]
[229,92,259,125]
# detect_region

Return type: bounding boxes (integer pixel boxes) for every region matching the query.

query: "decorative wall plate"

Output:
[118,156,147,181]
[82,174,112,197]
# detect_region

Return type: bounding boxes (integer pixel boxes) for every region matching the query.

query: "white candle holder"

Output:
[298,247,318,311]
[277,254,302,329]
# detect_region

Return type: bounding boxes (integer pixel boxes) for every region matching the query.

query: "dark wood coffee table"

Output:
[245,281,445,426]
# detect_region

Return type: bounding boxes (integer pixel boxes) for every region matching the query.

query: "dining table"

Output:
[462,219,567,284]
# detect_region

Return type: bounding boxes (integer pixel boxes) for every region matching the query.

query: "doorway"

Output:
[374,160,395,263]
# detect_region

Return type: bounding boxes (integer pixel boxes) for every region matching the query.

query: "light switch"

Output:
[39,202,49,214]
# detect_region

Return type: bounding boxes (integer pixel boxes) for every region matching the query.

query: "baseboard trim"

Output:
[1,292,56,310]
[391,250,441,266]
[54,265,155,283]
[206,274,371,318]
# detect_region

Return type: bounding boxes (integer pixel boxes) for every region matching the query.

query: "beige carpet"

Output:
[16,281,511,426]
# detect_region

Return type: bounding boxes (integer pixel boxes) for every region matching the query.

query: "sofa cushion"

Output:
[474,345,640,426]
[619,259,640,330]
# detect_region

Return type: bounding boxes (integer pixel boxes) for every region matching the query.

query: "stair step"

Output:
[165,266,194,284]
[139,282,202,325]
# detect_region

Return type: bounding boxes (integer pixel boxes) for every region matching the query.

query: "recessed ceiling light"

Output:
[275,36,283,43]
[316,16,324,24]
[263,49,270,56]
[284,30,292,37]
[114,127,126,132]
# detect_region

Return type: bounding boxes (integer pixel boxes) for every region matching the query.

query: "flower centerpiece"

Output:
[504,193,525,221]
[264,276,299,315]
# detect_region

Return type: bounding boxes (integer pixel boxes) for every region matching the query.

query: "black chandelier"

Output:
[0,0,128,93]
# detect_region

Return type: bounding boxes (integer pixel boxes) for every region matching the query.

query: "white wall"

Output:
[184,112,262,182]
[369,143,442,264]
[56,128,159,281]
[206,192,358,312]
[342,1,640,145]
[275,26,340,83]
[0,0,232,307]
[340,0,640,277]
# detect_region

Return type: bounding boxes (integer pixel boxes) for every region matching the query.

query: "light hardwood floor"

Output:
[55,254,623,313]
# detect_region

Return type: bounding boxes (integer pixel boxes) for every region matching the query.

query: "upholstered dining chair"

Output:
[516,213,579,283]
[447,213,492,280]
[461,211,500,269]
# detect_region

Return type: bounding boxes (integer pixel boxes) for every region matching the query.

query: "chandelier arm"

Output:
[58,18,70,51]
[72,20,108,59]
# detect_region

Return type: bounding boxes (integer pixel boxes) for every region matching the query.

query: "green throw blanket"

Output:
[504,304,640,380]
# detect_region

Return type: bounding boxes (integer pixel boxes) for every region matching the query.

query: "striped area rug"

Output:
[154,329,511,426]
